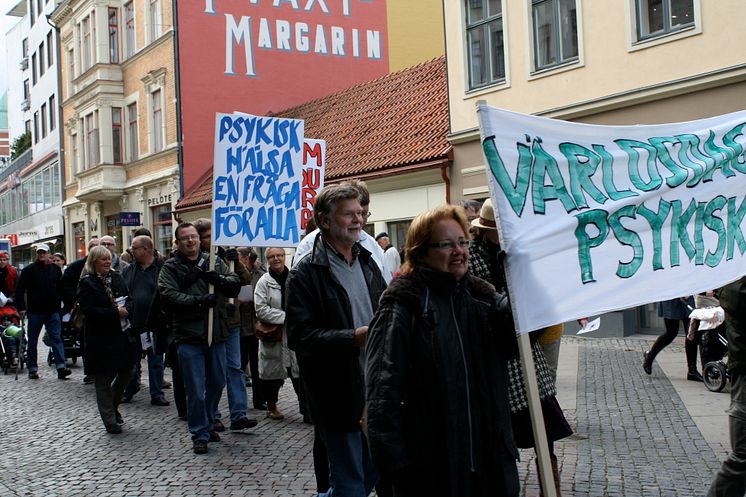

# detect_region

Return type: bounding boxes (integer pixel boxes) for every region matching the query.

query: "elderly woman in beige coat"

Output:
[254,247,304,420]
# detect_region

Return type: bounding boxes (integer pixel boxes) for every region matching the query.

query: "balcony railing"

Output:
[20,57,28,70]
[21,99,30,111]
[0,148,33,183]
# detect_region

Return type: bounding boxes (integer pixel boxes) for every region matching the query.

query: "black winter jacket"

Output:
[365,268,519,497]
[286,236,386,431]
[720,276,746,373]
[15,261,62,314]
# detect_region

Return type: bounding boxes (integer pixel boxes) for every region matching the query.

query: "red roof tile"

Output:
[176,56,450,211]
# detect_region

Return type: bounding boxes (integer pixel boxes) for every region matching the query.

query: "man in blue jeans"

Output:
[16,243,70,380]
[158,223,241,454]
[287,184,387,496]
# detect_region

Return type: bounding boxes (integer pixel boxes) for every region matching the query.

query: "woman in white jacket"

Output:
[253,247,303,420]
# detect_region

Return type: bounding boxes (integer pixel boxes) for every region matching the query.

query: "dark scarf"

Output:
[269,266,289,310]
[96,271,116,306]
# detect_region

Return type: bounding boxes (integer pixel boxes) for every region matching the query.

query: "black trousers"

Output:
[240,334,265,407]
[166,341,187,417]
[648,318,700,372]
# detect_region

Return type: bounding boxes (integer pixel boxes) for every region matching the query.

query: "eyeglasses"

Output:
[427,239,472,251]
[178,235,200,242]
[100,242,116,247]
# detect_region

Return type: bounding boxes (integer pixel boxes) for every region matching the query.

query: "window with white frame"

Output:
[108,8,119,63]
[636,0,694,41]
[41,103,47,138]
[127,102,139,161]
[67,47,75,94]
[33,111,39,143]
[49,95,55,131]
[39,41,45,77]
[84,111,100,169]
[81,15,92,71]
[47,31,53,67]
[149,0,162,42]
[532,0,578,71]
[151,89,163,153]
[125,2,135,58]
[465,0,505,90]
[112,107,122,163]
[70,132,79,174]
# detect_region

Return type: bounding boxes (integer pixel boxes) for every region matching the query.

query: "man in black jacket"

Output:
[287,184,387,497]
[16,243,70,380]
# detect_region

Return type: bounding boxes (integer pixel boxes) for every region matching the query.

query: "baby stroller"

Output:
[1,314,26,378]
[44,314,83,366]
[688,296,729,392]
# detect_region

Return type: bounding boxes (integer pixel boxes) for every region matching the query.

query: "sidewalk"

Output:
[0,335,733,496]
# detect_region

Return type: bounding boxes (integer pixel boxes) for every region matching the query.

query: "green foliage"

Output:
[10,131,31,160]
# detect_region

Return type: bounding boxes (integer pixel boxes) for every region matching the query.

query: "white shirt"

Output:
[383,246,401,277]
[292,228,392,283]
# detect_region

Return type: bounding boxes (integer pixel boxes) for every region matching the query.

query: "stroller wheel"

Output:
[704,361,727,392]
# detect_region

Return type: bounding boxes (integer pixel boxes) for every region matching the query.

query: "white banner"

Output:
[477,104,746,333]
[212,112,305,247]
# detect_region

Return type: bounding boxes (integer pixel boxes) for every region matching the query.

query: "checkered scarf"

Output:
[507,341,556,413]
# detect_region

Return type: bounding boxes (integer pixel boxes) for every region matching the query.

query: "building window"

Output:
[25,120,31,134]
[22,38,28,57]
[39,41,45,77]
[49,95,56,131]
[636,0,694,40]
[41,103,47,138]
[108,8,119,63]
[29,0,35,26]
[36,0,42,17]
[466,0,505,90]
[23,80,30,100]
[127,102,138,160]
[70,132,79,174]
[149,0,162,42]
[81,14,94,71]
[84,111,100,169]
[125,2,135,58]
[47,30,54,67]
[112,107,122,163]
[152,204,173,256]
[32,53,37,84]
[33,111,39,143]
[67,47,75,93]
[73,222,86,257]
[532,0,578,71]
[151,89,163,153]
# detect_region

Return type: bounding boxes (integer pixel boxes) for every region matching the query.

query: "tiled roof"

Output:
[175,56,450,211]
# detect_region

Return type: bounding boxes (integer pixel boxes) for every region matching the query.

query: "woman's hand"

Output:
[117,306,129,318]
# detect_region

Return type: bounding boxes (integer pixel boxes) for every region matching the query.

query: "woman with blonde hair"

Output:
[365,204,519,497]
[77,246,137,434]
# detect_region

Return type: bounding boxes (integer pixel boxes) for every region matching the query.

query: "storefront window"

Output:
[105,214,121,254]
[152,204,173,256]
[73,222,86,258]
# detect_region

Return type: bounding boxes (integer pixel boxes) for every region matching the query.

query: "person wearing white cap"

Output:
[15,243,71,379]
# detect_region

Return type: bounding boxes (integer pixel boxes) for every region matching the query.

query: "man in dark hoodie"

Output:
[16,243,70,380]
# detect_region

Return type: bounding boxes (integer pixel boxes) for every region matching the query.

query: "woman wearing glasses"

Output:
[365,204,519,497]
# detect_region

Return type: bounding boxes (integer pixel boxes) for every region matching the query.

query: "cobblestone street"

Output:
[0,335,731,496]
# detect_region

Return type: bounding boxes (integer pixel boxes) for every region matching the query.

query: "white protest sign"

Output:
[477,104,746,333]
[212,113,305,247]
[301,139,326,231]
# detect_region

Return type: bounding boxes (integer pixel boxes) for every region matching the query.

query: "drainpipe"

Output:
[440,164,451,204]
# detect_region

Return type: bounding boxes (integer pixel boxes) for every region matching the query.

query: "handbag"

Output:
[71,303,85,329]
[255,321,283,342]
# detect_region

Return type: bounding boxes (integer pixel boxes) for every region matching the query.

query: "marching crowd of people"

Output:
[1,178,744,497]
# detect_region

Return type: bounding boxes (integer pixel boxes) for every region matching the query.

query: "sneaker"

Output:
[230,417,258,430]
[150,397,170,406]
[162,379,172,389]
[212,419,225,432]
[105,424,122,434]
[193,440,208,454]
[57,368,72,380]
[28,372,39,380]
[208,431,220,443]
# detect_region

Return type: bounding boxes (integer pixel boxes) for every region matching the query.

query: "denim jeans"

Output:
[177,341,226,442]
[707,370,746,497]
[214,326,248,422]
[27,312,65,371]
[318,430,378,497]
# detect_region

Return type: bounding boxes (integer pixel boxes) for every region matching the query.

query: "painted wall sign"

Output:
[147,194,173,206]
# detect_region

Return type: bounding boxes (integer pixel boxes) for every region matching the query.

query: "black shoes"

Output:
[688,370,704,382]
[116,411,124,424]
[208,431,220,443]
[105,424,122,434]
[230,417,258,430]
[642,352,652,375]
[28,372,39,380]
[212,419,225,432]
[57,368,72,380]
[150,397,170,406]
[253,402,267,411]
[83,376,94,384]
[193,440,208,454]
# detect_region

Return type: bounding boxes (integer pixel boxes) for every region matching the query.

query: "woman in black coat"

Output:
[365,205,519,497]
[77,246,137,434]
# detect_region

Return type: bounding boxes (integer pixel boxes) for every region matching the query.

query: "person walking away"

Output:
[77,246,137,434]
[287,184,387,497]
[254,248,303,420]
[238,247,266,410]
[16,243,70,380]
[157,222,241,454]
[707,275,746,497]
[120,236,169,406]
[643,296,702,381]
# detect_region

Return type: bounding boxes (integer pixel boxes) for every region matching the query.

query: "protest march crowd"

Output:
[1,177,745,497]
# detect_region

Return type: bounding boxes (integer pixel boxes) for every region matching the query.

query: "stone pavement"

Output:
[0,335,733,496]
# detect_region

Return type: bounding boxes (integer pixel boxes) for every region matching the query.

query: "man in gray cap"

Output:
[16,243,70,379]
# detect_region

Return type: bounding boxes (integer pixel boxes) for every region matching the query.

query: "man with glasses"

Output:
[287,184,387,497]
[99,235,129,272]
[158,222,241,454]
[292,179,391,283]
[120,235,168,406]
[16,243,70,380]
